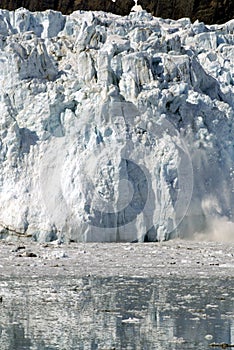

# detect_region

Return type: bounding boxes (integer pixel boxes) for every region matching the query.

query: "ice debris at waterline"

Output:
[0,8,234,243]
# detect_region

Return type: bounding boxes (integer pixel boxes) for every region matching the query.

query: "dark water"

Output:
[0,275,233,349]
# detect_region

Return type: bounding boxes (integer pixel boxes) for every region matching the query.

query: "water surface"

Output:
[0,275,233,349]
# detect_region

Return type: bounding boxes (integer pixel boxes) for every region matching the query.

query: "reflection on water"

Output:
[0,275,233,349]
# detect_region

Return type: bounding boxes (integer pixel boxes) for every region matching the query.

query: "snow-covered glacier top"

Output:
[0,8,234,242]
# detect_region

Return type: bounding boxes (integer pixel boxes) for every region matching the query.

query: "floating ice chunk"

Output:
[122,317,140,323]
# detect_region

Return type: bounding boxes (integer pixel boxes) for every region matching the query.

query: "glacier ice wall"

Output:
[0,8,234,242]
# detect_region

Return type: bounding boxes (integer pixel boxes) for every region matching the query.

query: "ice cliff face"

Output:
[0,8,234,242]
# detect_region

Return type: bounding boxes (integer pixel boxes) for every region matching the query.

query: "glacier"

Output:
[0,8,234,242]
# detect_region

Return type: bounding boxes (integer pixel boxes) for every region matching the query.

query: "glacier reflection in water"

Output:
[0,276,233,349]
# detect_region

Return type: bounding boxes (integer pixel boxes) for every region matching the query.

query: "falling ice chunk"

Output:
[131,0,143,12]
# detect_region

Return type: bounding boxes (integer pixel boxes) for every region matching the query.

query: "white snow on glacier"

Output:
[0,7,234,242]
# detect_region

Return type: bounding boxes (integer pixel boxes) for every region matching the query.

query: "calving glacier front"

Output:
[0,8,233,242]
